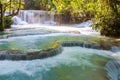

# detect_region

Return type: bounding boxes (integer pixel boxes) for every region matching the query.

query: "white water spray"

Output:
[11,10,99,35]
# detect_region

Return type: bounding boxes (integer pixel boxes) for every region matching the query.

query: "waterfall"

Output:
[105,60,120,80]
[0,40,102,60]
[61,41,100,49]
[12,10,56,25]
[0,45,62,60]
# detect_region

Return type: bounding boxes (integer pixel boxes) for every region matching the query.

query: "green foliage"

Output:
[52,0,120,37]
[4,16,13,29]
[24,0,120,37]
[25,0,54,10]
[0,0,23,12]
[1,0,119,37]
[46,41,60,50]
[0,0,22,31]
[0,16,13,29]
[93,0,120,37]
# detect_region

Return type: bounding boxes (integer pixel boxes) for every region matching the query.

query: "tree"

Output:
[24,0,54,10]
[94,0,120,37]
[0,2,4,31]
[0,0,22,31]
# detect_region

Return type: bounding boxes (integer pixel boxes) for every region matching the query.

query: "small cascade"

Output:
[12,16,22,24]
[75,20,92,28]
[0,47,112,80]
[111,46,120,52]
[61,41,100,50]
[12,16,28,25]
[105,60,120,80]
[12,10,55,25]
[0,40,103,60]
[0,46,62,60]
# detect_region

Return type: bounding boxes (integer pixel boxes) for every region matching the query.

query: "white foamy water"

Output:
[0,47,113,80]
[11,10,99,36]
[1,10,116,80]
[11,21,99,35]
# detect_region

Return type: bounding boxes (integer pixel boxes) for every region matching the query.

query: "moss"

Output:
[45,41,61,50]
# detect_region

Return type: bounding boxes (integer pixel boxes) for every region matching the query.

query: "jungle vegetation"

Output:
[0,0,120,37]
[0,0,22,30]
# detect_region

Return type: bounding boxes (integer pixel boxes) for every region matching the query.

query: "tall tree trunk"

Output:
[0,3,4,31]
[9,0,12,14]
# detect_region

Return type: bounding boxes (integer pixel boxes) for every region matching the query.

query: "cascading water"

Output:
[1,10,120,80]
[0,47,113,80]
[0,33,119,80]
[105,48,120,80]
[10,10,98,36]
[12,10,55,25]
